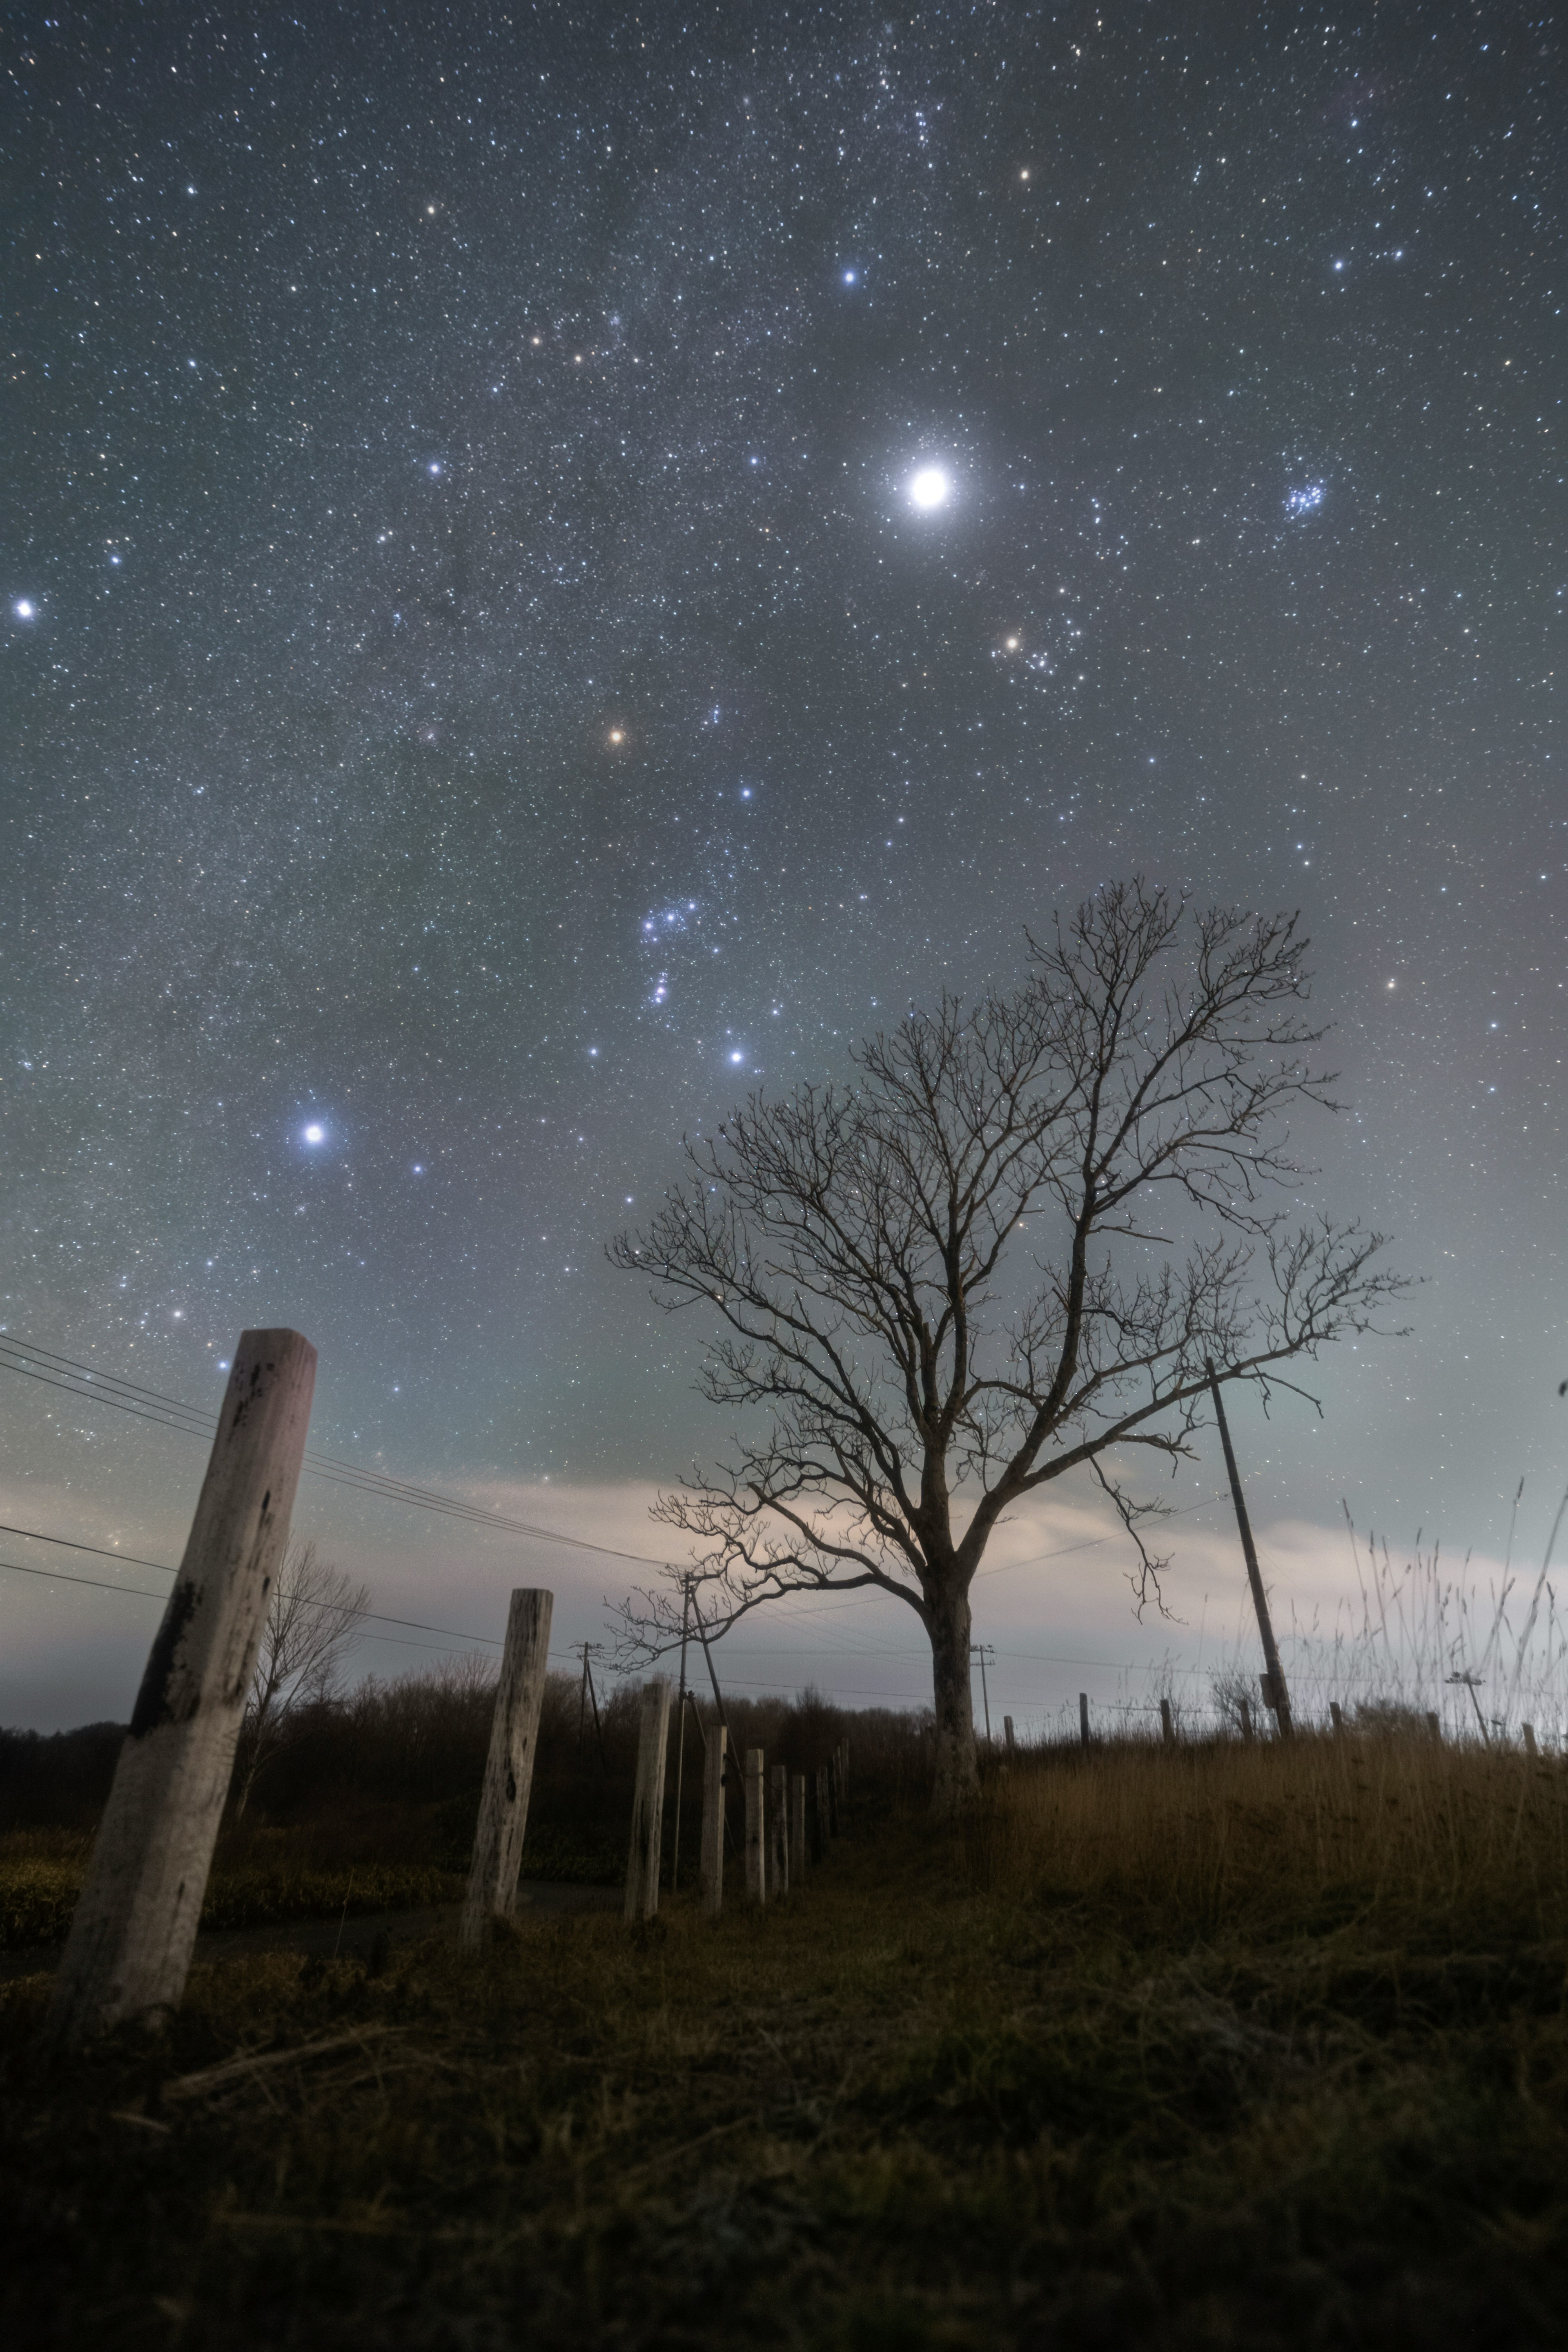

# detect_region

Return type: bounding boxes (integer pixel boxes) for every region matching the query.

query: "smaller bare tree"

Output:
[233,1538,369,1816]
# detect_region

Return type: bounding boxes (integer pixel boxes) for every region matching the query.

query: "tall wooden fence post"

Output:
[699,1721,727,1915]
[1330,1700,1345,1734]
[460,1589,553,1951]
[48,1330,317,2049]
[1238,1697,1254,1744]
[1522,1722,1538,1759]
[1160,1698,1175,1747]
[770,1763,789,1896]
[790,1772,806,1883]
[1078,1692,1091,1750]
[744,1748,767,1903]
[624,1678,671,1923]
[1003,1715,1016,1759]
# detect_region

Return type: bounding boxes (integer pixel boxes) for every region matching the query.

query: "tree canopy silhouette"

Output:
[612,883,1406,1812]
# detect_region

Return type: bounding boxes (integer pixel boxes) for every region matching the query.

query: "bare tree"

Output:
[233,1538,369,1816]
[610,883,1408,1815]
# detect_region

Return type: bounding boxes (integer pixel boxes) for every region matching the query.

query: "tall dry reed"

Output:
[969,1730,1568,1946]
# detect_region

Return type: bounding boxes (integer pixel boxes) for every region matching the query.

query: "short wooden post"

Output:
[624,1678,671,1923]
[770,1762,789,1896]
[459,1589,552,1951]
[1078,1692,1091,1749]
[1160,1698,1175,1748]
[1523,1722,1538,1759]
[1003,1714,1016,1759]
[1238,1697,1254,1743]
[48,1330,317,2049]
[1426,1710,1442,1744]
[1330,1700,1345,1734]
[815,1764,831,1854]
[744,1747,767,1903]
[790,1772,806,1882]
[699,1721,727,1915]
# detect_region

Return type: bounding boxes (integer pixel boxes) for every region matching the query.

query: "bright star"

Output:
[729,1051,744,1064]
[13,600,35,620]
[909,466,950,511]
[843,269,857,284]
[303,1123,325,1145]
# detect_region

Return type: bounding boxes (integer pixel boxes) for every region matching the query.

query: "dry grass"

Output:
[3,1731,1568,2347]
[970,1727,1568,1945]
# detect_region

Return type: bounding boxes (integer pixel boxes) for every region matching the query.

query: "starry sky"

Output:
[2,3,1564,1728]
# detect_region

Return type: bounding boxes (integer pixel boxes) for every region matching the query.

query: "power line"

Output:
[0,1333,670,1567]
[0,1523,514,1651]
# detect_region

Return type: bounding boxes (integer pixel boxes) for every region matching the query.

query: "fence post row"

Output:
[460,1588,553,1952]
[744,1747,767,1903]
[624,1677,671,1923]
[770,1761,789,1897]
[48,1329,318,2050]
[699,1721,727,1915]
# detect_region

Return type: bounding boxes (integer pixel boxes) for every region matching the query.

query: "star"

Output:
[909,466,950,511]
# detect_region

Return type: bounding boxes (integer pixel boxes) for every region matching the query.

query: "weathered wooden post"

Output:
[48,1330,317,2049]
[1523,1722,1538,1759]
[1330,1700,1345,1734]
[1426,1710,1442,1744]
[1159,1698,1175,1748]
[1003,1714,1017,1760]
[1238,1697,1255,1744]
[1078,1692,1091,1750]
[624,1678,671,1923]
[790,1771,807,1882]
[744,1747,767,1903]
[770,1762,789,1896]
[699,1720,727,1915]
[459,1588,552,1951]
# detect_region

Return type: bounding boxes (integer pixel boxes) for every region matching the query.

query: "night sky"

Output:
[3,4,1564,1727]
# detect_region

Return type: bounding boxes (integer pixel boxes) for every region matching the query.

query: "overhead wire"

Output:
[0,1333,671,1565]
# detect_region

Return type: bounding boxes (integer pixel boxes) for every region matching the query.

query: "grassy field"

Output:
[4,1725,1568,2348]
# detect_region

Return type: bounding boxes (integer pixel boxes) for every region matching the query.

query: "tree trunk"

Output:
[927,1580,980,1816]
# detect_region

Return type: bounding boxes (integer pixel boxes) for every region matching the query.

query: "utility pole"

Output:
[971,1642,994,1746]
[671,1577,692,1891]
[581,1642,605,1766]
[1206,1358,1293,1737]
